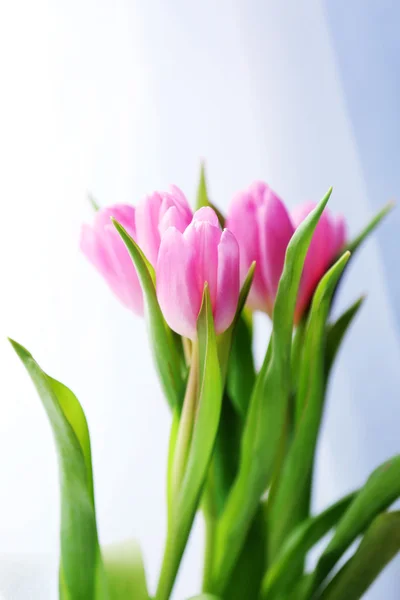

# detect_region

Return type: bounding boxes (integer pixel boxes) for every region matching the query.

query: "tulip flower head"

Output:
[156,207,240,339]
[80,204,144,315]
[136,185,193,267]
[226,182,346,323]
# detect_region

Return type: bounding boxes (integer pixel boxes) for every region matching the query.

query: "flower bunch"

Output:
[10,167,397,600]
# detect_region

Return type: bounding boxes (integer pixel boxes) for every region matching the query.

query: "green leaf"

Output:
[155,285,223,600]
[320,512,400,600]
[220,262,256,415]
[330,203,393,309]
[103,540,149,600]
[195,162,225,227]
[211,189,333,595]
[196,162,209,210]
[325,296,364,379]
[267,252,351,561]
[9,339,107,600]
[113,219,185,410]
[308,456,400,597]
[223,504,267,600]
[345,202,394,256]
[188,596,221,599]
[88,192,100,212]
[261,492,357,600]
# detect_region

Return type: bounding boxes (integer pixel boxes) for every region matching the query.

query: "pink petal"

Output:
[193,206,221,228]
[214,229,240,334]
[184,215,220,309]
[335,215,347,255]
[226,190,270,312]
[258,188,294,307]
[159,205,191,237]
[136,192,163,266]
[292,203,336,322]
[156,227,200,339]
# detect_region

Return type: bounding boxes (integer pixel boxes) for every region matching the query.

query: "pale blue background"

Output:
[0,1,399,598]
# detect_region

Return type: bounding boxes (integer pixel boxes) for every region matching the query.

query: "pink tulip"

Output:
[226,182,346,323]
[80,205,144,315]
[136,186,193,267]
[156,207,240,339]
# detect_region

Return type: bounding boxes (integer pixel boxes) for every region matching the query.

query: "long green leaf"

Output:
[155,286,223,600]
[325,296,364,379]
[188,596,221,599]
[223,504,267,600]
[261,492,357,600]
[9,340,107,600]
[113,220,185,410]
[195,163,225,227]
[267,252,350,561]
[103,540,149,600]
[226,314,256,419]
[330,203,393,310]
[308,456,400,597]
[345,202,394,256]
[211,189,333,595]
[320,511,400,600]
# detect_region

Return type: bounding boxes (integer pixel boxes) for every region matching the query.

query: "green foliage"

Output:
[195,162,225,227]
[307,456,400,597]
[267,252,350,561]
[210,189,333,595]
[10,340,107,600]
[320,511,400,600]
[113,219,185,410]
[102,540,149,600]
[156,286,223,600]
[261,492,357,599]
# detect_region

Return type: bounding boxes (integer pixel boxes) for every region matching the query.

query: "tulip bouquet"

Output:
[10,168,399,600]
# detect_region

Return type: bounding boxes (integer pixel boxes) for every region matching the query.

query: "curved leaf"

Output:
[155,286,223,600]
[103,540,149,600]
[261,492,357,599]
[308,456,400,596]
[345,202,394,256]
[195,163,225,227]
[112,220,185,410]
[320,511,400,600]
[267,252,350,560]
[211,189,333,595]
[325,296,364,379]
[9,340,107,600]
[188,596,221,600]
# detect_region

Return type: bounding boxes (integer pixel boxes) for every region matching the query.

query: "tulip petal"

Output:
[159,205,191,237]
[156,227,200,339]
[292,203,337,322]
[136,192,163,266]
[214,230,240,334]
[226,191,270,312]
[81,205,143,315]
[193,206,221,228]
[335,215,347,255]
[184,213,220,308]
[258,189,294,304]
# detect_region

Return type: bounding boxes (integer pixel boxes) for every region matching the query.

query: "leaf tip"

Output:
[87,192,100,212]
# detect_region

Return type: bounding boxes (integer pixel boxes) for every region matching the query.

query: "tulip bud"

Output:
[226,182,346,323]
[80,205,143,315]
[136,185,193,266]
[156,207,240,339]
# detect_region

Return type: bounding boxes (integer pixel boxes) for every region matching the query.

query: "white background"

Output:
[0,1,399,598]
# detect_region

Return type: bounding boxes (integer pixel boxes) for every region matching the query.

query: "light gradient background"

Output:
[0,1,399,598]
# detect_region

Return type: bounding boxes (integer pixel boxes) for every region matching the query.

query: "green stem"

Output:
[155,343,199,600]
[170,342,199,497]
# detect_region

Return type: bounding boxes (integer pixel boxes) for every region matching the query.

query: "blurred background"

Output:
[0,1,399,598]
